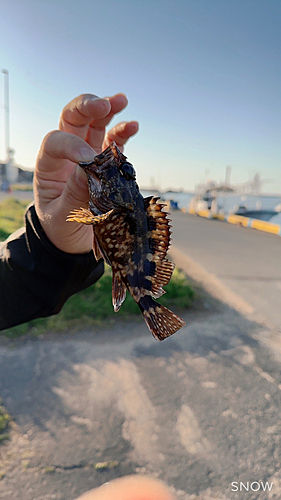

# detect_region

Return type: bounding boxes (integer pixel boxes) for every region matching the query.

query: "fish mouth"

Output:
[79,160,96,168]
[79,160,98,173]
[79,161,102,182]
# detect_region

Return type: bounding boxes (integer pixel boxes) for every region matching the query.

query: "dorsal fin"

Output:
[145,197,172,256]
[143,195,154,209]
[144,197,175,298]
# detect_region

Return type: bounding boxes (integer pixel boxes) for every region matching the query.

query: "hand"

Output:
[75,475,174,500]
[34,93,139,254]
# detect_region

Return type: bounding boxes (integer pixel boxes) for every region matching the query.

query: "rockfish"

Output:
[67,142,185,340]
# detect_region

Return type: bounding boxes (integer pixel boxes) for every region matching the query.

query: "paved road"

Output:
[0,190,34,203]
[171,212,281,330]
[1,207,281,499]
[1,301,281,499]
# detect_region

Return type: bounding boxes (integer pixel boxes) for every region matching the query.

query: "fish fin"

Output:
[92,233,111,266]
[143,258,175,298]
[112,273,127,312]
[143,195,155,208]
[151,259,175,298]
[138,295,185,341]
[143,196,174,297]
[145,197,172,260]
[155,259,175,285]
[93,234,104,261]
[67,208,114,225]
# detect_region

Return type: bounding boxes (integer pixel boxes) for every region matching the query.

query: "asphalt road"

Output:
[170,212,281,330]
[0,190,34,203]
[1,206,281,500]
[1,299,281,499]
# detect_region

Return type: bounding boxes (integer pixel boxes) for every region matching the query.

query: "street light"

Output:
[1,69,10,164]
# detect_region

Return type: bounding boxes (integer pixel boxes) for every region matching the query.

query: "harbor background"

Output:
[142,189,281,220]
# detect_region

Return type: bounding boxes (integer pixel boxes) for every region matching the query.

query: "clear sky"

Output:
[1,0,280,193]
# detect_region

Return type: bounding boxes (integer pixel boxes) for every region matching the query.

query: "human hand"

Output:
[34,93,139,254]
[75,475,174,500]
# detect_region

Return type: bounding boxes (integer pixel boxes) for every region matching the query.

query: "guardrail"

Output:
[188,209,281,236]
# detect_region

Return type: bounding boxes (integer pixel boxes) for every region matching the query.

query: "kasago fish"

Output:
[67,142,185,340]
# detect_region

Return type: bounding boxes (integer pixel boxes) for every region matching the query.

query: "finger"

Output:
[35,160,94,254]
[75,475,175,500]
[86,93,129,152]
[36,130,96,174]
[103,120,139,152]
[59,94,111,139]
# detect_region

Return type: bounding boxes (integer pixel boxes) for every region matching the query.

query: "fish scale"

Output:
[67,142,185,340]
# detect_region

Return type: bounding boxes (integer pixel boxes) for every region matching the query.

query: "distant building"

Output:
[0,149,33,187]
[0,162,6,179]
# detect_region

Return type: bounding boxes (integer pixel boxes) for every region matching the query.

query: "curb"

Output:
[188,209,281,236]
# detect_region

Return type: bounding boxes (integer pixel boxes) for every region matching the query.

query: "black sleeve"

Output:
[0,204,104,330]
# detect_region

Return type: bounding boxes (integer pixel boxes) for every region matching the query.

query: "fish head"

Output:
[79,142,139,211]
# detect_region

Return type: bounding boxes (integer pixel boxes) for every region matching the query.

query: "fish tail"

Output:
[138,296,186,341]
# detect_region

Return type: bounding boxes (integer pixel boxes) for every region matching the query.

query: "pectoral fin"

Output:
[67,208,114,225]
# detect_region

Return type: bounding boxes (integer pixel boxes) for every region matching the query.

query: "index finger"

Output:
[59,94,111,139]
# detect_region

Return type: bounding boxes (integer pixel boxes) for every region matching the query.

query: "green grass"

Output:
[2,265,194,338]
[0,400,11,443]
[11,183,33,191]
[0,198,29,241]
[0,197,194,337]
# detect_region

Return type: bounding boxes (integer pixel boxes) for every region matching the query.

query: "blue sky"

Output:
[1,0,280,193]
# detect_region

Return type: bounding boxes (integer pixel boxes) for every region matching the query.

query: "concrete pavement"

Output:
[1,210,281,499]
[170,211,281,331]
[1,291,281,499]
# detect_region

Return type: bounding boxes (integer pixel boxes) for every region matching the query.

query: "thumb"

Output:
[36,130,96,172]
[62,163,90,210]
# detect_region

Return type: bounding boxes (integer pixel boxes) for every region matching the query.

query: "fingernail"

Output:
[79,146,96,162]
[85,94,99,100]
[84,95,99,106]
[74,164,88,188]
[84,95,111,110]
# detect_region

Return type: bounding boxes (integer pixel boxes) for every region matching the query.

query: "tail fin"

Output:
[138,296,186,341]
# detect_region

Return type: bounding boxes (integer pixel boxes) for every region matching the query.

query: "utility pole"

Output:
[225,165,231,185]
[1,69,10,164]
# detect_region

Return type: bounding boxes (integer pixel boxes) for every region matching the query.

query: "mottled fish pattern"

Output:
[67,142,185,340]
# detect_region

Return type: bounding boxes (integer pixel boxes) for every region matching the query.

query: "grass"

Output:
[0,400,11,443]
[0,198,29,241]
[11,183,33,191]
[0,197,194,337]
[2,265,194,337]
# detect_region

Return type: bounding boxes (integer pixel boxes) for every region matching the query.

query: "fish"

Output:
[67,142,186,340]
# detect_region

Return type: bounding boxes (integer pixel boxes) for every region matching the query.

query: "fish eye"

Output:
[120,162,136,180]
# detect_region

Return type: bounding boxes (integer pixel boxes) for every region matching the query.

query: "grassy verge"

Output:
[11,183,33,191]
[0,198,194,337]
[0,198,29,241]
[2,265,194,338]
[0,400,11,443]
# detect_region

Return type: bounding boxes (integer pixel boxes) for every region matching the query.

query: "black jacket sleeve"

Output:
[0,204,104,330]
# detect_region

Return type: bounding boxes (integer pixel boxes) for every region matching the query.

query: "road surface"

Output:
[171,211,281,330]
[1,207,281,499]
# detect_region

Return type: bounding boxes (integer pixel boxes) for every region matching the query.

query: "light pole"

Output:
[1,69,10,164]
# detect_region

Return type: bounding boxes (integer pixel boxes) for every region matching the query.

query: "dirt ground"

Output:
[1,282,281,500]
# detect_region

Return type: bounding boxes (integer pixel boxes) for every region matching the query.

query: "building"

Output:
[0,149,33,188]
